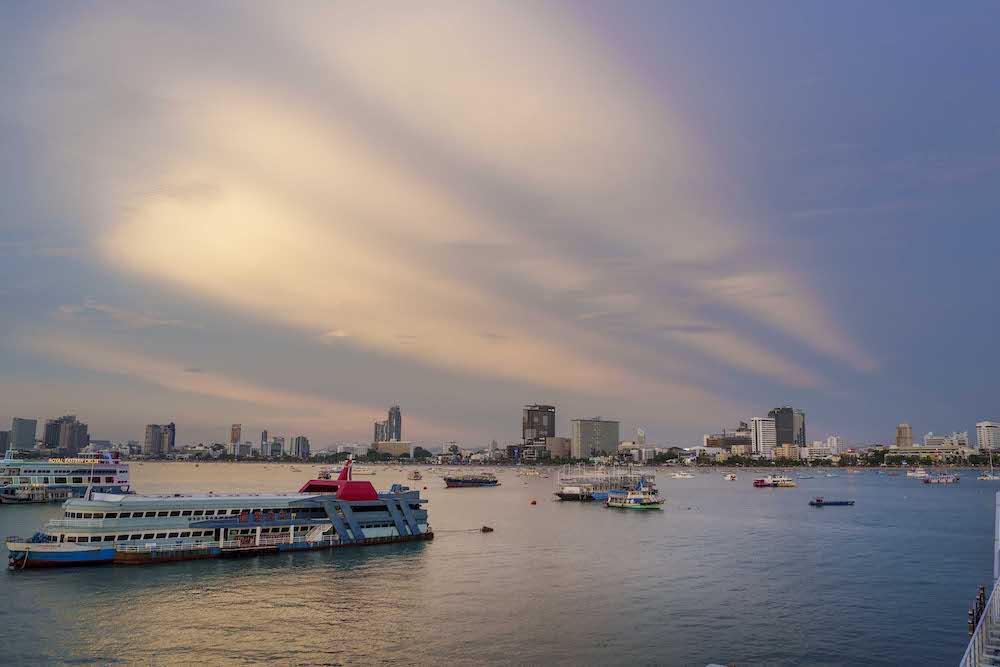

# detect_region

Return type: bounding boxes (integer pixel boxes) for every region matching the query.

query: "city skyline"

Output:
[2,3,999,445]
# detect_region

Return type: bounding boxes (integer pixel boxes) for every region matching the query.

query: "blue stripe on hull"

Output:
[10,547,116,567]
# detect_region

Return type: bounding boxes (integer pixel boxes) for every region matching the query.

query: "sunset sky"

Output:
[2,2,998,447]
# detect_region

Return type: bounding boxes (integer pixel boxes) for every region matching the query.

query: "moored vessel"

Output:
[905,467,929,479]
[5,460,431,569]
[753,475,796,488]
[406,470,422,481]
[0,449,130,502]
[554,483,595,501]
[605,483,664,510]
[444,473,499,488]
[923,474,959,484]
[809,497,855,507]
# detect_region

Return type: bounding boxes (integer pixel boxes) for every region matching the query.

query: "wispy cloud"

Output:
[53,300,195,330]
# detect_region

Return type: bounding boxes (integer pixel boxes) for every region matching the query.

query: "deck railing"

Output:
[47,519,104,528]
[960,576,1000,667]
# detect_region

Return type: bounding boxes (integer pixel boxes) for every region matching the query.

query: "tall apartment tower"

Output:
[230,424,242,455]
[523,405,556,444]
[977,422,1000,450]
[896,423,914,448]
[11,418,37,449]
[767,406,805,446]
[144,424,163,456]
[570,417,619,458]
[751,417,777,459]
[387,405,402,441]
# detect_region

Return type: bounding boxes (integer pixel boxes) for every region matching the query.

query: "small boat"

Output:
[605,483,664,510]
[753,475,796,488]
[798,475,814,479]
[481,526,494,533]
[444,473,499,488]
[923,474,959,484]
[887,472,899,477]
[809,497,855,507]
[530,500,537,505]
[723,474,737,481]
[670,472,694,479]
[406,471,423,481]
[825,473,839,478]
[979,449,1000,480]
[555,484,595,501]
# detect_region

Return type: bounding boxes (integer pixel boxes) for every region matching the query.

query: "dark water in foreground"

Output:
[0,464,993,666]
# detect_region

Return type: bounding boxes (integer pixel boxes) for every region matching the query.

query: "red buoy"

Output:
[530,500,537,505]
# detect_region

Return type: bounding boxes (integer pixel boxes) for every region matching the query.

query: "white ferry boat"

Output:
[5,460,430,569]
[0,450,130,502]
[906,467,929,479]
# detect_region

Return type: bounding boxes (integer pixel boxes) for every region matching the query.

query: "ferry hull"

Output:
[444,480,499,488]
[605,502,663,510]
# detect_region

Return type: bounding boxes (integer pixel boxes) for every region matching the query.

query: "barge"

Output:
[444,473,499,488]
[6,460,430,569]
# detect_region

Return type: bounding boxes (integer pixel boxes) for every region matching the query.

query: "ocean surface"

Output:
[0,464,993,666]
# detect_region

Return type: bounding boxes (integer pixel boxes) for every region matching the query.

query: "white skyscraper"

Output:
[827,436,843,454]
[977,422,1000,450]
[751,417,776,459]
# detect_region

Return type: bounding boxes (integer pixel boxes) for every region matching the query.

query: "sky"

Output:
[1,2,998,448]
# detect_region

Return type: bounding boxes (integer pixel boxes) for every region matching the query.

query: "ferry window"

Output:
[67,536,77,542]
[72,477,83,484]
[56,477,67,484]
[180,531,191,537]
[118,512,130,519]
[78,537,89,543]
[181,510,192,516]
[105,477,114,483]
[42,477,50,484]
[193,510,204,516]
[105,513,117,519]
[155,533,167,539]
[90,477,100,483]
[19,477,29,484]
[156,511,168,517]
[116,535,128,541]
[169,511,180,517]
[83,513,93,519]
[93,513,105,519]
[167,532,179,538]
[145,512,156,518]
[103,536,115,542]
[204,510,215,516]
[143,533,154,539]
[130,534,141,540]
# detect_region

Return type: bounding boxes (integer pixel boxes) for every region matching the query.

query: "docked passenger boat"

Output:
[605,483,664,510]
[905,467,929,479]
[0,449,130,502]
[554,483,595,501]
[444,473,499,488]
[923,474,959,484]
[0,486,72,504]
[809,497,855,507]
[753,475,796,488]
[5,460,430,569]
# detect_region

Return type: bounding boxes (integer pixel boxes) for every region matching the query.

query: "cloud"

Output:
[54,300,195,330]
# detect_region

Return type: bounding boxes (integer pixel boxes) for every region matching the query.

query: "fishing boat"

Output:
[753,475,796,488]
[605,483,663,510]
[406,470,422,481]
[809,497,855,507]
[444,473,499,488]
[0,449,130,502]
[723,474,737,481]
[5,460,431,569]
[351,466,376,476]
[798,474,814,479]
[923,474,959,484]
[825,473,839,478]
[905,467,929,479]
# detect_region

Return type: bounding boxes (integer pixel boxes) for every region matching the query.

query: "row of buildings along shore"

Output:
[2,406,999,464]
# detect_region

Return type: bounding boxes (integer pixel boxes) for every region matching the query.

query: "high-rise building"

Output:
[0,431,9,450]
[11,418,37,450]
[261,430,268,447]
[767,406,805,446]
[703,421,752,450]
[55,416,89,454]
[570,417,619,458]
[291,436,310,458]
[230,424,242,456]
[144,424,163,456]
[373,406,403,443]
[827,436,843,454]
[977,422,1000,450]
[751,417,777,459]
[895,423,914,448]
[523,405,556,445]
[163,422,176,453]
